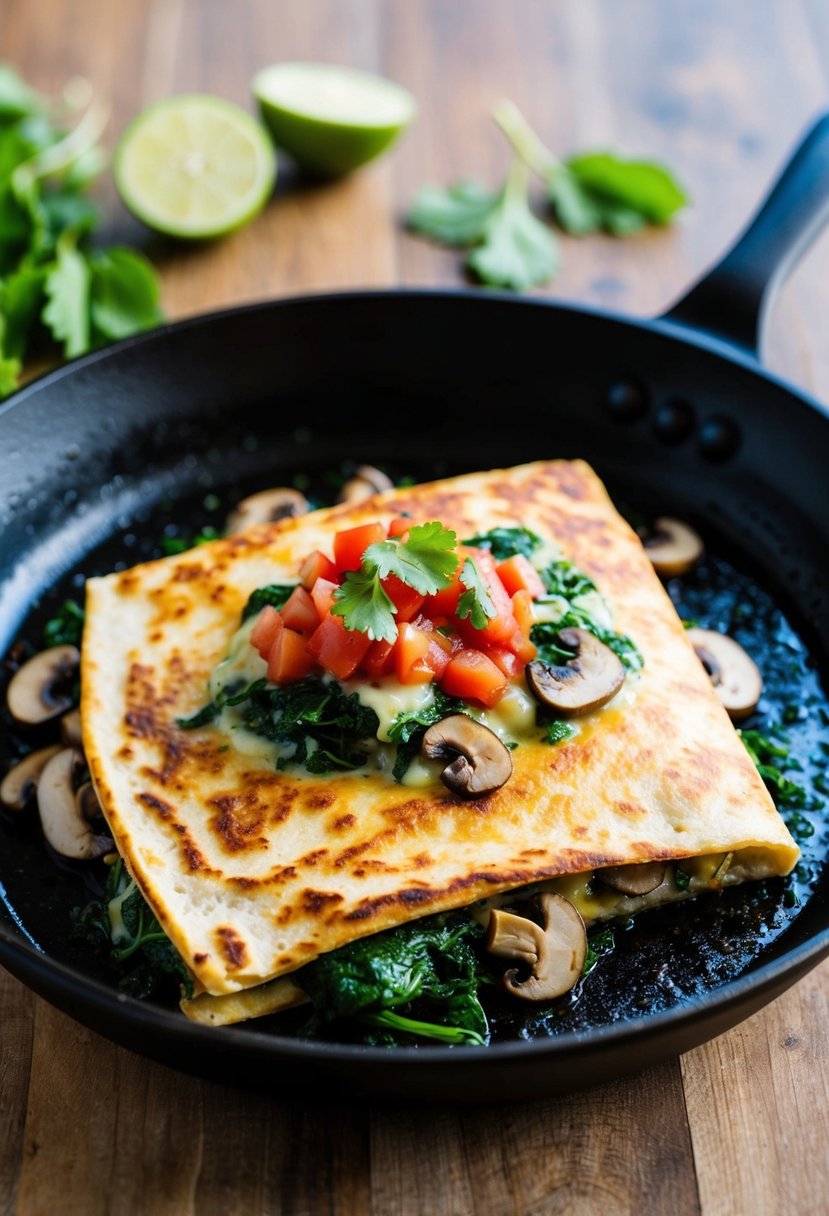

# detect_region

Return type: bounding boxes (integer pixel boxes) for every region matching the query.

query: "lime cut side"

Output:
[252,62,416,176]
[115,95,276,239]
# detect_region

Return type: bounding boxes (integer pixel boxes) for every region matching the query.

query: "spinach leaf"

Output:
[70,858,193,1000]
[159,526,222,557]
[462,526,542,560]
[388,689,466,780]
[299,913,489,1046]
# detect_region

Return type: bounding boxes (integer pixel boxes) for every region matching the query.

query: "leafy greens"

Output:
[0,65,163,396]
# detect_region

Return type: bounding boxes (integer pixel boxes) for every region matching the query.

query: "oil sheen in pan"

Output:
[0,465,827,1045]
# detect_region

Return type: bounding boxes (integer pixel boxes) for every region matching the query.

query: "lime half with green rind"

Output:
[115,95,276,240]
[252,62,416,177]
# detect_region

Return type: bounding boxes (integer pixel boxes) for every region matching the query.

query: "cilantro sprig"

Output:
[407,99,687,291]
[0,65,163,396]
[456,557,496,629]
[332,521,459,643]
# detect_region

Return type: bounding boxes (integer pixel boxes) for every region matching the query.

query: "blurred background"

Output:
[4,0,829,394]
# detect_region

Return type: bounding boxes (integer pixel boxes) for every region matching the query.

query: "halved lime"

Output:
[115,95,276,239]
[252,62,416,177]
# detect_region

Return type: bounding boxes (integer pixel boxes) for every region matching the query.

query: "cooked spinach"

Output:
[542,719,576,745]
[159,526,222,556]
[462,526,541,560]
[71,858,193,1000]
[740,728,820,841]
[299,913,489,1046]
[43,598,85,647]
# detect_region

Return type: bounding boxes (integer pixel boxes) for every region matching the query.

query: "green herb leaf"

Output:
[240,582,295,621]
[467,159,559,290]
[333,521,458,641]
[43,598,85,647]
[407,179,499,245]
[42,231,89,356]
[566,152,688,226]
[89,247,163,342]
[543,719,576,745]
[456,557,495,629]
[462,526,541,560]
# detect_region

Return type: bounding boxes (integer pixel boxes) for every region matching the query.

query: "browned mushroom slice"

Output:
[643,517,704,577]
[0,744,63,812]
[60,707,83,747]
[685,628,762,720]
[599,861,666,896]
[421,714,512,798]
[6,645,80,726]
[487,894,586,1001]
[37,748,112,860]
[225,487,310,534]
[525,628,625,717]
[338,464,394,503]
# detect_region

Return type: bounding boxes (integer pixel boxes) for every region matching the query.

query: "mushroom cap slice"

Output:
[37,748,112,861]
[60,707,83,747]
[6,645,80,726]
[338,464,394,504]
[526,628,625,717]
[487,894,587,1002]
[421,714,512,798]
[0,744,63,812]
[225,487,309,534]
[599,861,666,896]
[643,517,704,577]
[685,628,763,720]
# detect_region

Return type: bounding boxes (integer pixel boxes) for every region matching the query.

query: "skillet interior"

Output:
[0,291,827,1100]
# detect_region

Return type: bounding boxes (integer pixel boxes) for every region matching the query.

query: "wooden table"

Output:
[2,2,829,1213]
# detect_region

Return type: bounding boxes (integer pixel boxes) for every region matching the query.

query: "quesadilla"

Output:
[80,460,798,1030]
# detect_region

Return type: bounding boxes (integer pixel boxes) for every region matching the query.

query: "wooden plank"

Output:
[682,961,829,1216]
[369,1061,700,1216]
[0,971,34,1216]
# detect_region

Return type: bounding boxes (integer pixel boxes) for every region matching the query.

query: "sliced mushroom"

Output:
[37,748,112,860]
[421,714,512,798]
[6,645,80,726]
[0,744,63,812]
[487,894,586,1002]
[75,780,101,823]
[60,707,83,747]
[526,628,625,717]
[599,861,666,896]
[642,517,704,577]
[685,627,762,720]
[225,487,309,534]
[338,464,394,504]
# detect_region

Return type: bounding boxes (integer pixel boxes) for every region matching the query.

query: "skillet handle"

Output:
[662,112,829,359]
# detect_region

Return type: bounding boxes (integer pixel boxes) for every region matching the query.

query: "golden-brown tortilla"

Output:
[81,461,798,1002]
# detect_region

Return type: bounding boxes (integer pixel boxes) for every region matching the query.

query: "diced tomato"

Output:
[455,549,518,647]
[486,644,524,680]
[299,550,339,589]
[394,622,433,684]
[387,516,411,538]
[250,605,283,658]
[382,573,425,623]
[511,589,535,638]
[310,576,339,619]
[361,638,396,677]
[333,522,386,572]
[440,648,508,707]
[420,636,453,679]
[497,554,546,599]
[267,626,315,683]
[306,613,372,680]
[507,628,537,664]
[423,561,463,617]
[280,586,320,634]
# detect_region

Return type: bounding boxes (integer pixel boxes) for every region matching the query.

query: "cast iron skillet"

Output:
[1,115,829,1104]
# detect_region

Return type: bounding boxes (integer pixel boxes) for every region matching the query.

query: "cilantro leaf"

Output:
[333,568,397,643]
[407,179,498,245]
[456,557,495,629]
[89,247,163,342]
[42,233,90,357]
[333,522,458,641]
[462,526,541,560]
[468,159,559,290]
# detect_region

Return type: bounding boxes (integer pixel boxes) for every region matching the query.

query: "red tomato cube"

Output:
[497,554,546,599]
[267,627,315,684]
[382,573,425,623]
[250,605,283,658]
[310,576,339,619]
[361,638,396,677]
[333,522,386,572]
[280,585,320,634]
[440,648,508,707]
[394,622,433,684]
[299,550,339,589]
[306,614,372,680]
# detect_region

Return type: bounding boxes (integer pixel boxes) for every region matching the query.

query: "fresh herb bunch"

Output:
[407,99,687,290]
[71,857,193,1000]
[0,64,163,396]
[299,912,489,1046]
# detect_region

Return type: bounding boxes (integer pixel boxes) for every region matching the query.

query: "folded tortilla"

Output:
[81,460,798,1016]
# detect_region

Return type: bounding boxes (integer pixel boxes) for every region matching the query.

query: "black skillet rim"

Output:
[0,287,827,1077]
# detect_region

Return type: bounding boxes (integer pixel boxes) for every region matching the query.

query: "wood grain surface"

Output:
[1,2,828,1214]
